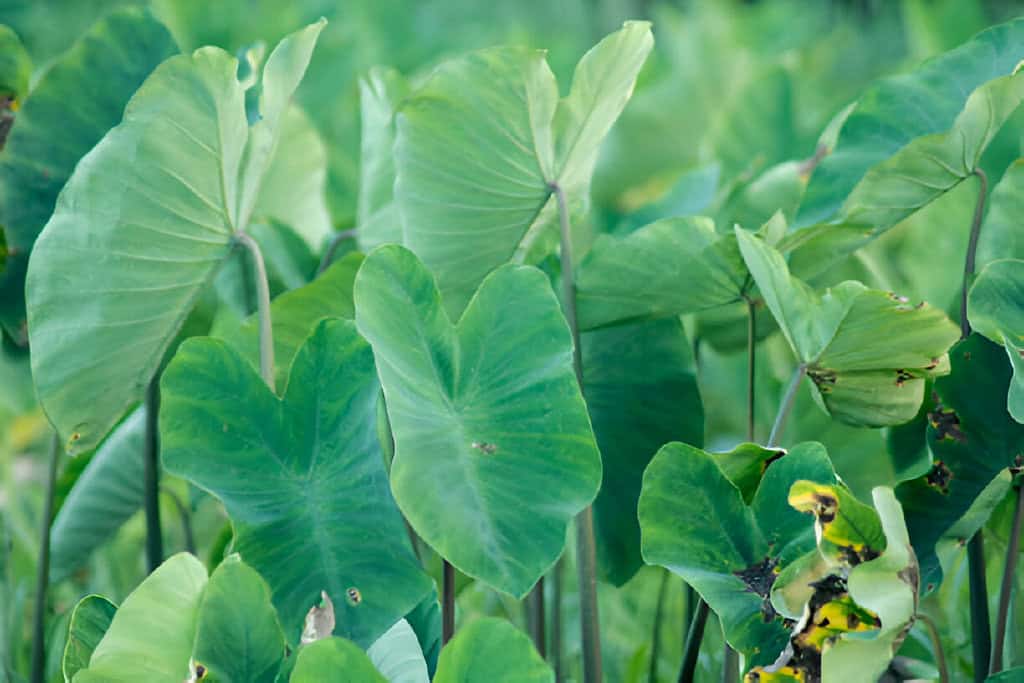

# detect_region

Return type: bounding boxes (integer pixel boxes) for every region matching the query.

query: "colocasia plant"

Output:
[2,3,1024,682]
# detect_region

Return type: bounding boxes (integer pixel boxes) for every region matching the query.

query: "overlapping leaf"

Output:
[354,245,601,598]
[162,319,432,645]
[26,21,324,453]
[737,229,959,427]
[968,259,1024,423]
[432,618,553,683]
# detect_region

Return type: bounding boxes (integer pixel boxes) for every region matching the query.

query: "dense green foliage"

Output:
[2,1,1024,682]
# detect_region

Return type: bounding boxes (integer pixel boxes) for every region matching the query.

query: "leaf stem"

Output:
[745,299,757,443]
[968,532,992,682]
[553,557,564,682]
[768,364,807,448]
[648,568,671,683]
[237,232,275,388]
[915,613,949,683]
[30,433,60,683]
[552,182,603,683]
[991,482,1023,674]
[442,560,455,644]
[678,599,710,683]
[528,577,547,658]
[960,168,988,338]
[316,228,358,275]
[144,378,163,572]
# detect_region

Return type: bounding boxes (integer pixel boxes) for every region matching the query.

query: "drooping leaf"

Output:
[367,619,429,683]
[161,319,432,645]
[73,553,207,683]
[193,556,286,683]
[291,637,387,683]
[897,334,1024,592]
[788,481,886,567]
[62,596,117,682]
[0,8,177,343]
[354,245,601,598]
[432,618,553,683]
[789,18,1024,275]
[639,441,836,663]
[395,21,652,315]
[968,259,1024,423]
[49,408,145,580]
[215,252,363,392]
[737,229,959,427]
[357,67,408,251]
[26,21,324,454]
[583,316,703,585]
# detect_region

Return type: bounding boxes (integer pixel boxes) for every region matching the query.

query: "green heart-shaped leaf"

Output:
[26,21,323,454]
[433,618,552,683]
[395,21,652,315]
[583,316,703,585]
[639,441,835,663]
[0,8,177,342]
[62,595,117,682]
[968,259,1024,423]
[162,318,432,645]
[354,245,601,598]
[291,637,387,682]
[897,334,1024,592]
[737,228,959,427]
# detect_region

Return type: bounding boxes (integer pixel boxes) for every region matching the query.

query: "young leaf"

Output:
[291,637,388,682]
[896,334,1024,592]
[432,618,553,683]
[395,21,652,315]
[737,229,959,427]
[0,8,177,343]
[583,317,704,585]
[161,319,432,645]
[25,20,324,454]
[354,245,601,598]
[62,595,117,682]
[968,259,1024,423]
[639,441,836,663]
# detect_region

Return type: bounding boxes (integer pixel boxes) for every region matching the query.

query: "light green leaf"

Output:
[62,596,116,683]
[0,24,30,102]
[73,553,207,683]
[367,619,429,683]
[291,637,387,683]
[639,441,835,663]
[193,555,286,683]
[0,8,176,342]
[161,319,432,645]
[395,21,652,315]
[968,259,1024,423]
[583,317,703,585]
[357,67,408,251]
[432,618,553,683]
[354,245,601,598]
[49,409,145,580]
[26,21,324,454]
[977,160,1024,268]
[737,229,959,426]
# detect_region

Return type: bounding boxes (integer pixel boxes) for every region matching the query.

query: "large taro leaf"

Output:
[968,259,1024,423]
[25,21,324,454]
[0,8,177,343]
[353,245,601,598]
[394,21,652,316]
[896,334,1024,592]
[161,318,432,645]
[582,316,703,585]
[357,67,408,251]
[73,553,286,683]
[638,441,836,664]
[737,228,959,427]
[62,596,117,682]
[790,18,1024,275]
[432,618,553,683]
[49,408,145,580]
[215,252,363,393]
[291,638,387,683]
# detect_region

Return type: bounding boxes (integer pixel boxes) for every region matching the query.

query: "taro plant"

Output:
[3,3,1024,683]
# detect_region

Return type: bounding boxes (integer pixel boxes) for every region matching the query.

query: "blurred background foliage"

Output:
[2,0,1024,681]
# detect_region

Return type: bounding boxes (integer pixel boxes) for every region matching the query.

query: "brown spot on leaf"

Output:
[471,441,497,455]
[301,590,335,644]
[925,461,953,494]
[733,556,781,623]
[895,369,913,387]
[928,408,966,443]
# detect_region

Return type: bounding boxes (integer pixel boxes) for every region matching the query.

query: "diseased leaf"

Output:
[354,245,601,598]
